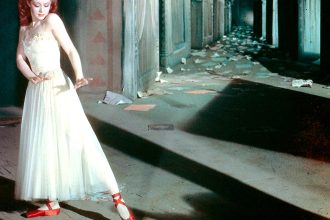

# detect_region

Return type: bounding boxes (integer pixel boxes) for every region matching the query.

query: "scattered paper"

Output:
[137,91,148,98]
[124,104,156,111]
[148,124,174,131]
[185,90,216,95]
[184,79,200,83]
[256,72,271,78]
[166,67,173,74]
[155,71,162,82]
[236,63,252,69]
[211,53,220,58]
[292,79,313,88]
[100,91,132,105]
[214,64,223,69]
[231,75,241,79]
[191,51,207,57]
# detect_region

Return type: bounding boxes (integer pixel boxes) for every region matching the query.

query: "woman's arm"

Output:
[46,13,90,89]
[16,27,48,84]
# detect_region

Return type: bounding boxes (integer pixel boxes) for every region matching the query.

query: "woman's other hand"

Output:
[29,75,51,84]
[74,77,93,90]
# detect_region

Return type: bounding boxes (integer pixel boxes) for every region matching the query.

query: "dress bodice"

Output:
[23,33,61,74]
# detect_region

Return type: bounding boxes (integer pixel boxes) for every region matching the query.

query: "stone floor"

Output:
[0,26,329,220]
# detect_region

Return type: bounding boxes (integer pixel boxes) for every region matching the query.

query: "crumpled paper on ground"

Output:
[292,79,313,88]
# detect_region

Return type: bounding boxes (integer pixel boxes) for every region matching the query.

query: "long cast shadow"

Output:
[180,79,330,161]
[59,203,110,220]
[0,176,37,213]
[133,192,326,220]
[88,116,328,220]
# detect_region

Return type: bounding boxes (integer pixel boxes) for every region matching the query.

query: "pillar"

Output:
[298,0,320,61]
[220,0,225,36]
[191,0,214,48]
[261,0,267,40]
[224,0,233,34]
[272,0,279,47]
[123,0,160,98]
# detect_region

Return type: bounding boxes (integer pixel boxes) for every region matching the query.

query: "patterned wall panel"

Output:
[87,3,108,91]
[74,0,123,93]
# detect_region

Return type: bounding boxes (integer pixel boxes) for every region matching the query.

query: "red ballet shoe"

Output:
[112,193,135,220]
[26,202,60,218]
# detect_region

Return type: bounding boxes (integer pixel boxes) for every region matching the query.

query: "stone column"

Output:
[228,1,232,32]
[203,0,214,44]
[219,0,225,36]
[224,0,233,34]
[123,0,160,98]
[272,0,279,47]
[213,0,221,40]
[224,0,230,34]
[261,0,267,40]
[122,0,137,99]
[298,0,320,60]
[191,0,203,48]
[191,0,214,48]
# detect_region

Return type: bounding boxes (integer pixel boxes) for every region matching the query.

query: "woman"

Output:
[15,0,135,219]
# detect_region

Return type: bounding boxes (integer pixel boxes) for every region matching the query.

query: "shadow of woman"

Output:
[130,192,328,220]
[0,176,37,215]
[59,202,111,220]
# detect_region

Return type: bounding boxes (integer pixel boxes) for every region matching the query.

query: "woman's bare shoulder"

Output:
[19,26,28,33]
[44,13,63,27]
[18,26,28,40]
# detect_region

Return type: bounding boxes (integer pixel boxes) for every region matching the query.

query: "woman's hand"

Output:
[74,77,93,90]
[29,75,50,84]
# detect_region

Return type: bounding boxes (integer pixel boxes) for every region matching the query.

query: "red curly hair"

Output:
[18,0,58,26]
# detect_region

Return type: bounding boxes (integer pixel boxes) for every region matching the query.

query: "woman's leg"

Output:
[106,171,134,219]
[111,192,135,220]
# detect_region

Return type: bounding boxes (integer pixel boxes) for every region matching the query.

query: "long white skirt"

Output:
[15,69,119,201]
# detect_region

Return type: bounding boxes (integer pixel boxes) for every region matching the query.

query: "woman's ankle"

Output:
[38,200,60,210]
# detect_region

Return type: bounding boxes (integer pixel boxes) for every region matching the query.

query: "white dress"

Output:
[15,31,119,201]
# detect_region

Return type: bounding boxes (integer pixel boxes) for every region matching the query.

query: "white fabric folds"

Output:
[15,33,119,201]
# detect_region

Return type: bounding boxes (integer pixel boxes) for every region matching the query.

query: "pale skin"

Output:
[16,0,92,90]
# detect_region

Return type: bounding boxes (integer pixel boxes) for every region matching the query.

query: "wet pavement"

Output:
[1,26,330,220]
